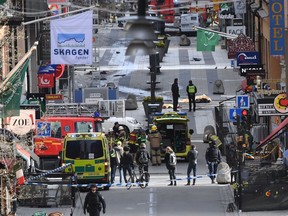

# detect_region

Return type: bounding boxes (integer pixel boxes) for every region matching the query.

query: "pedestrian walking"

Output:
[205,141,222,184]
[147,125,162,166]
[84,184,106,216]
[225,142,238,183]
[186,144,198,185]
[171,78,180,111]
[165,146,177,186]
[121,146,134,183]
[186,80,197,112]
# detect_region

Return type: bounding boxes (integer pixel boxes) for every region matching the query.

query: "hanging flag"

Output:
[38,73,55,88]
[197,30,219,51]
[13,162,25,185]
[50,10,93,65]
[0,59,29,118]
[234,0,246,15]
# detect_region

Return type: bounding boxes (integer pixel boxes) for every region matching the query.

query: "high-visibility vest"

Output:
[188,85,196,94]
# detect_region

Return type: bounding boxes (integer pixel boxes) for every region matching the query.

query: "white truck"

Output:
[180,13,199,35]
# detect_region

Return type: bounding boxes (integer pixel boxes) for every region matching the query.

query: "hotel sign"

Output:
[270,0,285,55]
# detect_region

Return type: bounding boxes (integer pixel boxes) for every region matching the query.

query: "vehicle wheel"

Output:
[103,186,110,190]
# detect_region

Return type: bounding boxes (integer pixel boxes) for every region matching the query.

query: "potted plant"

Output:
[142,96,164,118]
[155,40,165,62]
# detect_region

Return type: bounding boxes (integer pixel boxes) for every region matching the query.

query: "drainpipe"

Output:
[253,0,262,65]
[247,0,255,38]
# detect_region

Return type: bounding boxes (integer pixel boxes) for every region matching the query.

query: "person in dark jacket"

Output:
[205,141,222,184]
[186,80,197,112]
[186,144,198,185]
[171,78,180,111]
[84,184,106,216]
[121,146,134,183]
[135,143,150,173]
[165,146,177,186]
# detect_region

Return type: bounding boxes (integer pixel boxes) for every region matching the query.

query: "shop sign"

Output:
[239,64,263,76]
[236,51,259,66]
[226,26,246,35]
[270,0,285,55]
[228,33,255,59]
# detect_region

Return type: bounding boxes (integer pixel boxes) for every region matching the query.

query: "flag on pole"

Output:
[0,59,30,118]
[50,10,93,65]
[197,30,219,51]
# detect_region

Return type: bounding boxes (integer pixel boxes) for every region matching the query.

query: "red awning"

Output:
[258,118,288,148]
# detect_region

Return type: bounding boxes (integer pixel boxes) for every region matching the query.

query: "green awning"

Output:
[0,0,7,5]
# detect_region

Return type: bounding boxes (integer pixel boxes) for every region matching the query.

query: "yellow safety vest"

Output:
[188,85,196,94]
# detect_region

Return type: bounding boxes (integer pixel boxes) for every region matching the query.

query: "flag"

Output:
[0,59,29,118]
[50,10,93,65]
[197,30,219,51]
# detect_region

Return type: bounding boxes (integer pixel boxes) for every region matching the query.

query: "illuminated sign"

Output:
[270,0,285,55]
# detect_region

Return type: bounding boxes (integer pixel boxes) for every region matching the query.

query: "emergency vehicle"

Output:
[153,111,194,159]
[61,132,111,189]
[34,103,104,170]
[149,0,175,23]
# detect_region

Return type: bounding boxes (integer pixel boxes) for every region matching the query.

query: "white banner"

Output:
[50,10,93,65]
[234,0,246,15]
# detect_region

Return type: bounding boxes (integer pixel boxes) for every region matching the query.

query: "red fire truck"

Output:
[149,0,175,23]
[33,103,104,170]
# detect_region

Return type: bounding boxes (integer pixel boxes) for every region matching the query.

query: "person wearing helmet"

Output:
[118,126,127,146]
[110,140,123,184]
[136,142,150,184]
[147,125,162,166]
[84,184,106,216]
[205,141,222,184]
[120,146,134,183]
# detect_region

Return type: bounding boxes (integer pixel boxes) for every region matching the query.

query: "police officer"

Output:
[147,125,162,166]
[186,80,197,112]
[84,184,106,216]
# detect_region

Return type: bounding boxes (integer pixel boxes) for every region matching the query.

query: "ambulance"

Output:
[153,111,194,159]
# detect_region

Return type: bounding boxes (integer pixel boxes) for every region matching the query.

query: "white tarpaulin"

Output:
[50,10,93,65]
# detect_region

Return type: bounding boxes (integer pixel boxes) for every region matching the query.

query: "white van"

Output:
[180,13,199,34]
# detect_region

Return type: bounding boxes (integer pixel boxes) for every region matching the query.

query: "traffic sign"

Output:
[229,108,242,122]
[36,122,51,136]
[236,95,249,109]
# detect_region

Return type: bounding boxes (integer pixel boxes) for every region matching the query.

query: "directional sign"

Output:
[236,95,250,109]
[36,122,51,136]
[229,108,242,122]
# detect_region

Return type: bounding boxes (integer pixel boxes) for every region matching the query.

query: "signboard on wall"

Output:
[270,0,285,55]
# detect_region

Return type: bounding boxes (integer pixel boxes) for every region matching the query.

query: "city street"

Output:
[17,26,288,216]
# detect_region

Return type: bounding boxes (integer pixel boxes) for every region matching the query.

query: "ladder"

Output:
[45,100,126,118]
[45,103,99,117]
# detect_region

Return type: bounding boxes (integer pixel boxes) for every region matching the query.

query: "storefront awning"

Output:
[16,143,39,166]
[258,118,288,148]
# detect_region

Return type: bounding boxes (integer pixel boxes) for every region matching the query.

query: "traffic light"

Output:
[241,109,248,117]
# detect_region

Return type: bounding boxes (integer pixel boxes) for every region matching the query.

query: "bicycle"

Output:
[126,164,150,190]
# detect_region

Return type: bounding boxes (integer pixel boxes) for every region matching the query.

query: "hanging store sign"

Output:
[239,64,264,76]
[256,97,288,116]
[228,33,255,59]
[270,0,285,55]
[236,51,259,66]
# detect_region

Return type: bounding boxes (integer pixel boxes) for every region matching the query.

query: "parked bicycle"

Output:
[126,164,150,190]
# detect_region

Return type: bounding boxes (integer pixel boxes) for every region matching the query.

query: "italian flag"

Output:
[16,169,25,185]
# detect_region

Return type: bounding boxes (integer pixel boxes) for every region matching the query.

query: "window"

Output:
[66,140,103,159]
[51,122,61,138]
[75,122,92,133]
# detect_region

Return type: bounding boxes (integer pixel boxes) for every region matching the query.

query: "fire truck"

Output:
[153,111,194,159]
[149,0,175,23]
[33,103,104,170]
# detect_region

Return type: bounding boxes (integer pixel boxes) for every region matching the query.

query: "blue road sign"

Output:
[229,108,242,122]
[37,122,51,136]
[236,95,250,109]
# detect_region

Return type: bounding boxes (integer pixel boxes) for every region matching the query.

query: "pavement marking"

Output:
[149,188,156,216]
